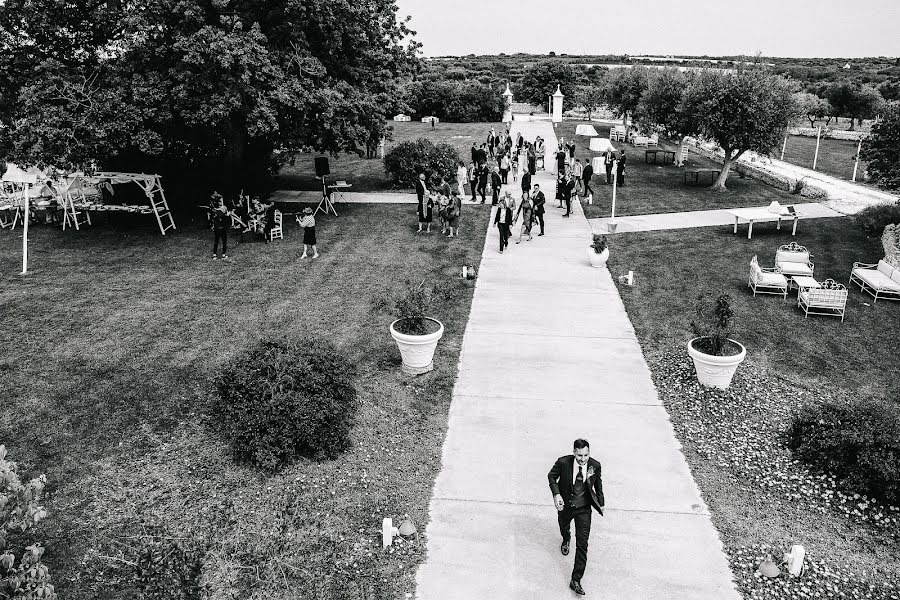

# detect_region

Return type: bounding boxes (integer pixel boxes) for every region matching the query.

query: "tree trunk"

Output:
[676,136,687,167]
[622,111,628,128]
[848,117,855,131]
[710,149,741,191]
[807,116,816,128]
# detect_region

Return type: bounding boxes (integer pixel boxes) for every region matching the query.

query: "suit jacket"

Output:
[560,179,576,200]
[476,148,488,164]
[521,171,532,192]
[491,172,502,190]
[493,204,513,225]
[583,164,594,182]
[532,191,546,214]
[471,147,478,163]
[548,455,605,515]
[415,179,426,200]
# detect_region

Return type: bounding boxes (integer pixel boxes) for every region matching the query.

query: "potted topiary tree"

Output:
[588,234,610,268]
[687,292,746,389]
[389,279,444,375]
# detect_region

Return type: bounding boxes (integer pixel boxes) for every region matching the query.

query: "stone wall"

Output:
[787,127,866,142]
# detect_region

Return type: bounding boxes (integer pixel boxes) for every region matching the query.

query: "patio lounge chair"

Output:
[798,279,848,321]
[748,255,788,298]
[775,242,814,278]
[849,259,900,302]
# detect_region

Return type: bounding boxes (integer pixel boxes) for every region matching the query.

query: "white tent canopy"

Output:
[575,124,600,137]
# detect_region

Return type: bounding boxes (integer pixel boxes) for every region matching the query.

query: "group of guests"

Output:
[464,127,547,204]
[553,144,627,216]
[414,173,463,237]
[207,191,318,259]
[493,183,547,253]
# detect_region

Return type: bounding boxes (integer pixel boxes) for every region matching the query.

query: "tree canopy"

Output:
[824,80,885,130]
[684,69,796,190]
[861,102,900,190]
[635,69,698,164]
[515,61,578,110]
[793,92,834,128]
[603,67,649,127]
[0,0,420,202]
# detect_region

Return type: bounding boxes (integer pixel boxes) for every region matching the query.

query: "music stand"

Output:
[316,175,337,216]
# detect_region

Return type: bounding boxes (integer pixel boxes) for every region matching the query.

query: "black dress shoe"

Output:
[569,580,585,595]
[560,540,570,556]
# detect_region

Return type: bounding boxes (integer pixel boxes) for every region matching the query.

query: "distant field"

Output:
[780,134,869,183]
[274,121,503,193]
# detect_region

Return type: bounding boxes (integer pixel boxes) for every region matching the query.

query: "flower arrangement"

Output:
[690,292,739,356]
[590,234,608,254]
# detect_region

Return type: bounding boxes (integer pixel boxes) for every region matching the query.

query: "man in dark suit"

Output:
[490,167,502,205]
[477,164,488,204]
[547,438,605,596]
[560,173,576,217]
[604,149,615,184]
[487,131,496,158]
[532,184,546,236]
[476,143,488,166]
[470,142,478,166]
[582,161,594,204]
[616,150,627,186]
[520,170,532,201]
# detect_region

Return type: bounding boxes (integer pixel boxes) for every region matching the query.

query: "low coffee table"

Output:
[791,276,820,305]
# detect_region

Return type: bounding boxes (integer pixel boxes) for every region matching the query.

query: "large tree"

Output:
[603,67,649,127]
[824,80,885,130]
[0,0,420,202]
[515,60,578,111]
[635,68,699,166]
[861,102,900,190]
[683,68,796,191]
[793,92,834,128]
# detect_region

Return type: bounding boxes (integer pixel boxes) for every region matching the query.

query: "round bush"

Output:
[384,138,460,188]
[854,201,900,237]
[212,340,357,470]
[786,397,900,504]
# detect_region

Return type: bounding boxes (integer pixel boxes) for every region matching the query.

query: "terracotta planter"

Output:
[687,337,746,389]
[588,247,610,268]
[390,318,444,375]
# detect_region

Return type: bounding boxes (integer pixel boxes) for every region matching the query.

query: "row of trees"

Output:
[401,81,504,122]
[0,0,421,204]
[795,82,885,130]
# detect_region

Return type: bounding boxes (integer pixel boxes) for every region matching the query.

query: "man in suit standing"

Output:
[604,149,615,184]
[547,438,605,596]
[532,184,546,236]
[520,170,532,201]
[470,142,479,166]
[490,166,502,206]
[487,130,496,158]
[560,173,576,218]
[476,143,488,166]
[617,149,627,186]
[477,163,489,204]
[582,160,594,204]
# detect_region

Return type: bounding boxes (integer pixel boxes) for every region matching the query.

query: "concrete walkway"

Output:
[415,120,740,600]
[588,202,844,235]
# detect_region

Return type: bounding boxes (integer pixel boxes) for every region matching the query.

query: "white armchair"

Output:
[748,255,788,298]
[775,242,814,278]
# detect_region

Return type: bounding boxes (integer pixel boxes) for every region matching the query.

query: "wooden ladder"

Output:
[150,179,176,235]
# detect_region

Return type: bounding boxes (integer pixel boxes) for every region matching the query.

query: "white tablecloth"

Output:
[590,137,616,153]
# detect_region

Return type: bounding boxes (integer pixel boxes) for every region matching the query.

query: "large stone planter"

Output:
[390,318,444,375]
[687,337,746,389]
[588,247,610,268]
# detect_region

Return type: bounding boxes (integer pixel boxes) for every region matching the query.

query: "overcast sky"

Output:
[395,0,900,58]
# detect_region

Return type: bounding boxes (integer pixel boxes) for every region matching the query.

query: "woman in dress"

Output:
[297,207,318,258]
[455,161,467,196]
[494,191,515,253]
[514,192,534,244]
[446,191,461,238]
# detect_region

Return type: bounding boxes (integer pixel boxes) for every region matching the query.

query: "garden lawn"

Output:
[0,202,491,600]
[781,134,870,183]
[556,121,801,219]
[274,121,503,193]
[605,218,900,598]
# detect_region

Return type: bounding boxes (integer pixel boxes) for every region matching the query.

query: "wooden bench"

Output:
[682,169,720,185]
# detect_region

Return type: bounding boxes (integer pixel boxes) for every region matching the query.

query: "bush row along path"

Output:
[413,118,740,600]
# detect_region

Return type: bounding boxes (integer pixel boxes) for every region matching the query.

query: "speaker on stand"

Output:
[314,157,337,216]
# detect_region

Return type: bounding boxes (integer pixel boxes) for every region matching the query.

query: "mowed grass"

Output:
[0,203,491,599]
[781,134,869,183]
[608,217,899,395]
[555,121,799,218]
[607,218,900,590]
[275,121,504,193]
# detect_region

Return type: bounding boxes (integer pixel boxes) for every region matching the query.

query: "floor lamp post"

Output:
[812,126,822,171]
[852,138,862,182]
[20,189,28,275]
[608,161,618,233]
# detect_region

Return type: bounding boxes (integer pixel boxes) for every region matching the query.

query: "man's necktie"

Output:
[576,465,583,485]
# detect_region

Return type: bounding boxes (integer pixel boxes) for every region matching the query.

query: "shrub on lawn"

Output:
[854,201,900,237]
[384,138,460,188]
[786,397,900,504]
[212,340,357,470]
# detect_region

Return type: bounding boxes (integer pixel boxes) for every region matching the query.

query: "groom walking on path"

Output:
[548,439,605,596]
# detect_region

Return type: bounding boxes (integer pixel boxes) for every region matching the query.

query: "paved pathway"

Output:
[588,202,844,235]
[415,119,740,600]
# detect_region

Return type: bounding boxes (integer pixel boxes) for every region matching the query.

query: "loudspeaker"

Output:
[315,157,330,177]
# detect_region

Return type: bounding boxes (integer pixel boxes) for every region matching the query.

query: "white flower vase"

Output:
[588,247,610,268]
[390,318,445,376]
[687,338,746,389]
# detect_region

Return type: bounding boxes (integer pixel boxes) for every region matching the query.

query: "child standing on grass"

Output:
[210,192,229,260]
[296,207,318,258]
